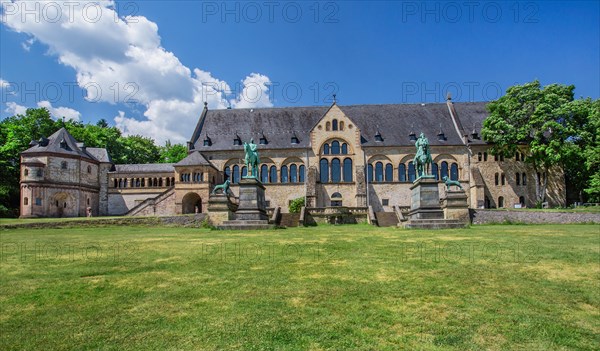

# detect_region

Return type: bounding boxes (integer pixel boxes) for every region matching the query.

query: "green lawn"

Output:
[1,224,598,350]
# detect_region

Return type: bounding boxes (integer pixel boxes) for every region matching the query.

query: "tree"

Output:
[159,140,188,163]
[482,80,575,206]
[112,135,161,164]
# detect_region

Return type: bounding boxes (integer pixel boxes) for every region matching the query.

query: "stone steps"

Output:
[403,219,468,229]
[375,212,399,227]
[217,220,276,230]
[279,213,300,227]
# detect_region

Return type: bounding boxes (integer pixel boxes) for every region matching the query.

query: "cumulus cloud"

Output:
[4,100,81,120]
[1,1,273,143]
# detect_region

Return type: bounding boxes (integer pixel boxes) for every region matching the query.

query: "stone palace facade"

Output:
[19,98,566,218]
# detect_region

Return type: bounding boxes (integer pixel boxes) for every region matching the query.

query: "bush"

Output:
[288,197,305,213]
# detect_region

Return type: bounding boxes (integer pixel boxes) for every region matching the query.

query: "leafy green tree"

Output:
[482,80,575,205]
[112,135,161,164]
[159,140,188,163]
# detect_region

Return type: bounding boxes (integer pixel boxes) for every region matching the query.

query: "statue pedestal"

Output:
[441,190,470,223]
[218,178,274,230]
[404,177,467,229]
[207,194,237,226]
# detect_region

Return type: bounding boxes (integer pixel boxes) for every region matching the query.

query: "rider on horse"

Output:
[244,138,260,178]
[413,133,432,178]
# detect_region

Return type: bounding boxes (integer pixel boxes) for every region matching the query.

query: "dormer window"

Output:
[409,131,417,142]
[59,138,68,149]
[374,130,383,142]
[233,133,242,145]
[259,133,268,145]
[471,129,480,140]
[291,135,299,144]
[203,135,212,146]
[437,128,446,141]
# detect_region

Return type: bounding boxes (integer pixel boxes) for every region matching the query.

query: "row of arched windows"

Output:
[366,161,459,183]
[325,119,345,131]
[478,152,526,162]
[322,140,349,155]
[319,158,353,183]
[113,177,175,188]
[495,173,528,186]
[180,172,205,183]
[225,164,306,184]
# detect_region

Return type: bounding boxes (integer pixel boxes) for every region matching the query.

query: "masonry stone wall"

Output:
[470,209,600,224]
[107,189,166,215]
[133,190,176,217]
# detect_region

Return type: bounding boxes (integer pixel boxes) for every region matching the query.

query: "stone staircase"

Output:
[375,212,399,227]
[279,213,301,227]
[126,187,174,216]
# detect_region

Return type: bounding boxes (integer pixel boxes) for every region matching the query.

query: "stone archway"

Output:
[182,192,202,214]
[50,192,74,217]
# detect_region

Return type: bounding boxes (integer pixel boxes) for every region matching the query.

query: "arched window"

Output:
[501,173,506,185]
[478,152,482,162]
[516,173,521,185]
[432,163,439,180]
[224,167,230,181]
[24,197,28,205]
[24,169,29,176]
[320,159,329,183]
[332,119,338,131]
[522,173,527,186]
[290,164,297,183]
[331,158,341,183]
[325,121,331,131]
[269,166,277,183]
[261,164,268,183]
[495,173,499,185]
[331,192,342,206]
[483,152,488,161]
[341,143,348,154]
[408,162,416,182]
[87,165,91,173]
[519,196,525,206]
[340,121,345,130]
[398,163,406,182]
[61,161,67,170]
[367,164,374,182]
[114,179,118,188]
[232,165,240,184]
[498,196,504,208]
[241,166,247,178]
[385,164,393,182]
[323,144,330,155]
[331,141,340,154]
[343,158,353,182]
[281,165,288,183]
[450,163,459,181]
[299,165,305,183]
[440,161,449,180]
[375,162,384,182]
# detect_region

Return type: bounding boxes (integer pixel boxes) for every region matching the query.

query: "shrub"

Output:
[288,197,305,213]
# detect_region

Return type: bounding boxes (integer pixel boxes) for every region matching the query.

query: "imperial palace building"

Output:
[19,97,566,218]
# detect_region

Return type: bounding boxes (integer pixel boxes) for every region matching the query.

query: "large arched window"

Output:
[385,164,393,182]
[331,141,340,155]
[299,165,305,183]
[341,143,348,154]
[367,164,374,182]
[375,162,384,182]
[450,163,459,181]
[281,165,288,183]
[516,172,521,185]
[269,166,277,183]
[398,163,406,182]
[290,164,297,183]
[261,165,268,183]
[331,158,341,182]
[432,163,439,180]
[343,158,353,182]
[408,162,416,182]
[522,173,527,186]
[323,144,330,155]
[320,159,329,183]
[241,166,247,178]
[224,166,230,180]
[232,165,240,184]
[332,119,338,131]
[440,161,449,180]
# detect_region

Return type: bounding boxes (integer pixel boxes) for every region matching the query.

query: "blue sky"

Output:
[1,1,598,144]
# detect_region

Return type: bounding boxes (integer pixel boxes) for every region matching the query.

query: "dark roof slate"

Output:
[113,163,175,173]
[175,151,212,167]
[450,102,489,145]
[86,147,112,163]
[191,102,491,150]
[22,127,96,160]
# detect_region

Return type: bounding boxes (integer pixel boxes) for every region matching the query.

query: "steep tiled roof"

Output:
[113,164,175,173]
[22,127,96,160]
[175,151,212,167]
[450,102,489,145]
[190,102,491,150]
[86,147,112,163]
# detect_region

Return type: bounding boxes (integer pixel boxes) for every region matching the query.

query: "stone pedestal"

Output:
[207,194,236,226]
[441,190,470,222]
[408,177,444,220]
[218,178,274,230]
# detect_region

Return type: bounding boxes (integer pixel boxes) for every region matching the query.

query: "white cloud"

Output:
[5,101,28,115]
[1,1,273,144]
[37,100,81,121]
[4,100,80,120]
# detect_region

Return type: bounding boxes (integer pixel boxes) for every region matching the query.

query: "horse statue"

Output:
[211,179,231,195]
[442,176,463,191]
[243,138,260,179]
[413,132,433,179]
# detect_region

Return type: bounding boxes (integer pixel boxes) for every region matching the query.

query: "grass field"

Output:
[1,224,598,350]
